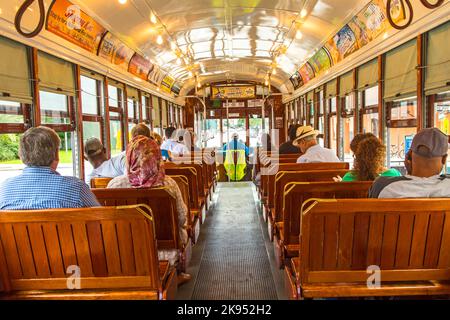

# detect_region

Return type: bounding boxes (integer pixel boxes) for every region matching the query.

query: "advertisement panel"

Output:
[128,53,154,80]
[98,32,135,71]
[211,86,255,99]
[46,0,106,54]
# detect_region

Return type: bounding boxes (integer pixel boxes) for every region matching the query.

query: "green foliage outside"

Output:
[0,134,20,162]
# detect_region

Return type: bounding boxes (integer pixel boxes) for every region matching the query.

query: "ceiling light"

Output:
[156,34,163,45]
[300,9,308,18]
[296,30,303,39]
[272,69,277,75]
[150,12,157,24]
[118,0,127,4]
[176,57,181,65]
[171,42,177,50]
[188,71,193,77]
[265,79,269,86]
[197,82,202,88]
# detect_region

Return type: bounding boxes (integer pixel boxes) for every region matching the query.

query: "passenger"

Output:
[342,136,401,181]
[161,126,189,156]
[369,128,450,198]
[293,125,340,163]
[0,126,100,210]
[150,131,163,146]
[174,129,192,155]
[130,123,151,138]
[84,137,126,186]
[349,132,376,154]
[106,135,191,283]
[223,133,250,157]
[279,124,301,154]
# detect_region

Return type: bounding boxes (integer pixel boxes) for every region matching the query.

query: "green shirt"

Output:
[342,168,402,182]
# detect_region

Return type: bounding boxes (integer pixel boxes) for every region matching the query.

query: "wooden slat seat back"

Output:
[0,205,170,300]
[166,162,206,200]
[281,181,372,247]
[272,170,351,224]
[265,163,349,210]
[90,177,113,189]
[298,199,450,298]
[164,166,201,211]
[92,188,180,251]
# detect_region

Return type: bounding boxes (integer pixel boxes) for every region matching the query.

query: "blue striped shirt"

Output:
[0,166,100,210]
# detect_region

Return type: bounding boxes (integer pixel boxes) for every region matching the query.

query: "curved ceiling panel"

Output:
[73,0,366,93]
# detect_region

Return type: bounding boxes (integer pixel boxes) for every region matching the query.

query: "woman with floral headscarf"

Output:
[107,135,191,283]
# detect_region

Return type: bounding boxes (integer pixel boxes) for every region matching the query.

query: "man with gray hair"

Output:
[0,126,100,210]
[369,127,450,198]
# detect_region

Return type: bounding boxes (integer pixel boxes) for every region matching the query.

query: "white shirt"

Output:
[378,175,450,198]
[161,139,190,156]
[296,144,340,163]
[86,152,126,186]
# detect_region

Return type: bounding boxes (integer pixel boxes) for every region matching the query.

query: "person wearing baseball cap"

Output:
[84,137,126,186]
[369,128,449,198]
[293,125,340,163]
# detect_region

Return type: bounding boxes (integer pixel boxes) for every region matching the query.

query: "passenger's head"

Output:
[232,133,239,141]
[150,132,163,146]
[354,136,386,181]
[293,125,319,153]
[288,124,300,142]
[19,126,60,170]
[84,137,107,168]
[164,126,177,140]
[407,128,448,178]
[126,135,165,188]
[131,123,151,139]
[350,133,377,154]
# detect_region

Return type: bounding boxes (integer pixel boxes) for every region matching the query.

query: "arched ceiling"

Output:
[74,0,368,93]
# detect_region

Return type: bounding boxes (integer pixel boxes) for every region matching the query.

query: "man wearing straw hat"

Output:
[293,125,340,163]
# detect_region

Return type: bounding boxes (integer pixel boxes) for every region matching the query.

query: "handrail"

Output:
[14,0,46,38]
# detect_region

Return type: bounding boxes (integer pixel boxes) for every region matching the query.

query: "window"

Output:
[317,91,325,147]
[205,119,221,148]
[433,91,450,173]
[328,97,338,153]
[0,100,26,124]
[387,96,417,169]
[108,82,124,156]
[361,85,379,137]
[80,73,104,181]
[341,93,355,163]
[40,91,70,125]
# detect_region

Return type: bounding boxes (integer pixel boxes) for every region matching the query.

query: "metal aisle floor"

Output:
[177,182,285,300]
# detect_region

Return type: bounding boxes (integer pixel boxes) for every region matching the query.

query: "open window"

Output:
[357,59,379,137]
[339,71,355,163]
[0,36,33,183]
[107,79,125,156]
[384,39,418,170]
[38,51,78,177]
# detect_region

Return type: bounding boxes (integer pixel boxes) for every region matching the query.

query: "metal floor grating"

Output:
[191,182,278,300]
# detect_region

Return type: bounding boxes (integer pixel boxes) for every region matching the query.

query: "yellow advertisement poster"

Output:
[211,86,255,99]
[161,75,174,94]
[46,0,106,54]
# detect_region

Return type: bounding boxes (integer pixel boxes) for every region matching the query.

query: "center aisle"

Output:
[178,182,282,300]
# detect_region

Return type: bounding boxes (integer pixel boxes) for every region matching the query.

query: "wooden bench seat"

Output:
[92,188,192,272]
[0,205,177,300]
[261,162,349,222]
[267,168,350,241]
[284,198,450,299]
[274,181,372,268]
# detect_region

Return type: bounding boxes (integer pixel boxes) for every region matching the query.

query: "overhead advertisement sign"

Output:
[98,32,135,71]
[46,0,106,54]
[128,53,154,81]
[211,86,255,99]
[161,75,175,94]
